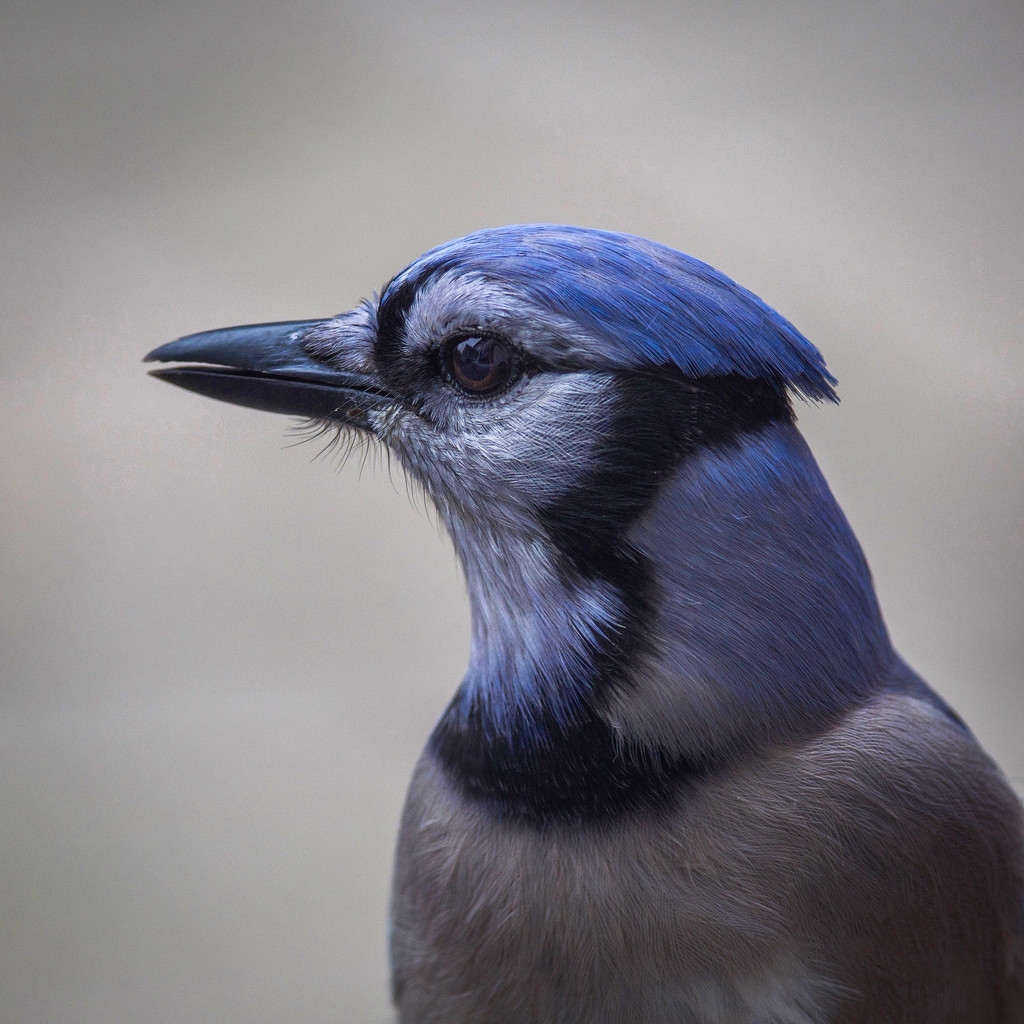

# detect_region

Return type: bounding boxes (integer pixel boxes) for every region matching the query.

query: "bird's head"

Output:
[147,224,835,570]
[149,226,882,789]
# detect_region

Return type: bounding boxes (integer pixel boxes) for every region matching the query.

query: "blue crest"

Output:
[384,224,837,402]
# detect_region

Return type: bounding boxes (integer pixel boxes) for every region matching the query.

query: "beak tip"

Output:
[147,367,189,387]
[143,340,183,364]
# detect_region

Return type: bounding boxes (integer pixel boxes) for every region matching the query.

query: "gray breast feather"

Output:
[390,692,1024,1024]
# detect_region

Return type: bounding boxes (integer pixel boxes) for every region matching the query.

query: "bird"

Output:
[145,224,1024,1023]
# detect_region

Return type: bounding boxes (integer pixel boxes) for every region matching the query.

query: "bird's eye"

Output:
[443,334,518,396]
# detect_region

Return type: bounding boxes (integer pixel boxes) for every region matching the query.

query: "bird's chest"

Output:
[389,756,834,1024]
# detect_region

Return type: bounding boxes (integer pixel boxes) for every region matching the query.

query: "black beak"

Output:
[144,319,391,427]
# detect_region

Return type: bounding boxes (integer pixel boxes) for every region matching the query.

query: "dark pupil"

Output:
[451,336,512,393]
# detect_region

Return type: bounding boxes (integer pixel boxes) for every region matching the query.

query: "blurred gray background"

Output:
[2,1,1021,1021]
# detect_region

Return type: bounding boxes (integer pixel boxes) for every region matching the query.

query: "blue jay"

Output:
[146,225,1023,1022]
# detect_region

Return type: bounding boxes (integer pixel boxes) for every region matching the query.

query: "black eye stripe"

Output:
[442,333,519,396]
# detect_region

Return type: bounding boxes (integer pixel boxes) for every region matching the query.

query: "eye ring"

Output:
[442,332,519,396]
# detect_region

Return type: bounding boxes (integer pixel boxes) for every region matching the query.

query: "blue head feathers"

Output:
[382,224,838,403]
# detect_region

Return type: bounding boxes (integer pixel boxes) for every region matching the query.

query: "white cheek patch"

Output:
[376,372,621,530]
[457,373,617,505]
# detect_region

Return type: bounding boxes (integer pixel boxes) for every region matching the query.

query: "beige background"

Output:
[2,2,1022,1021]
